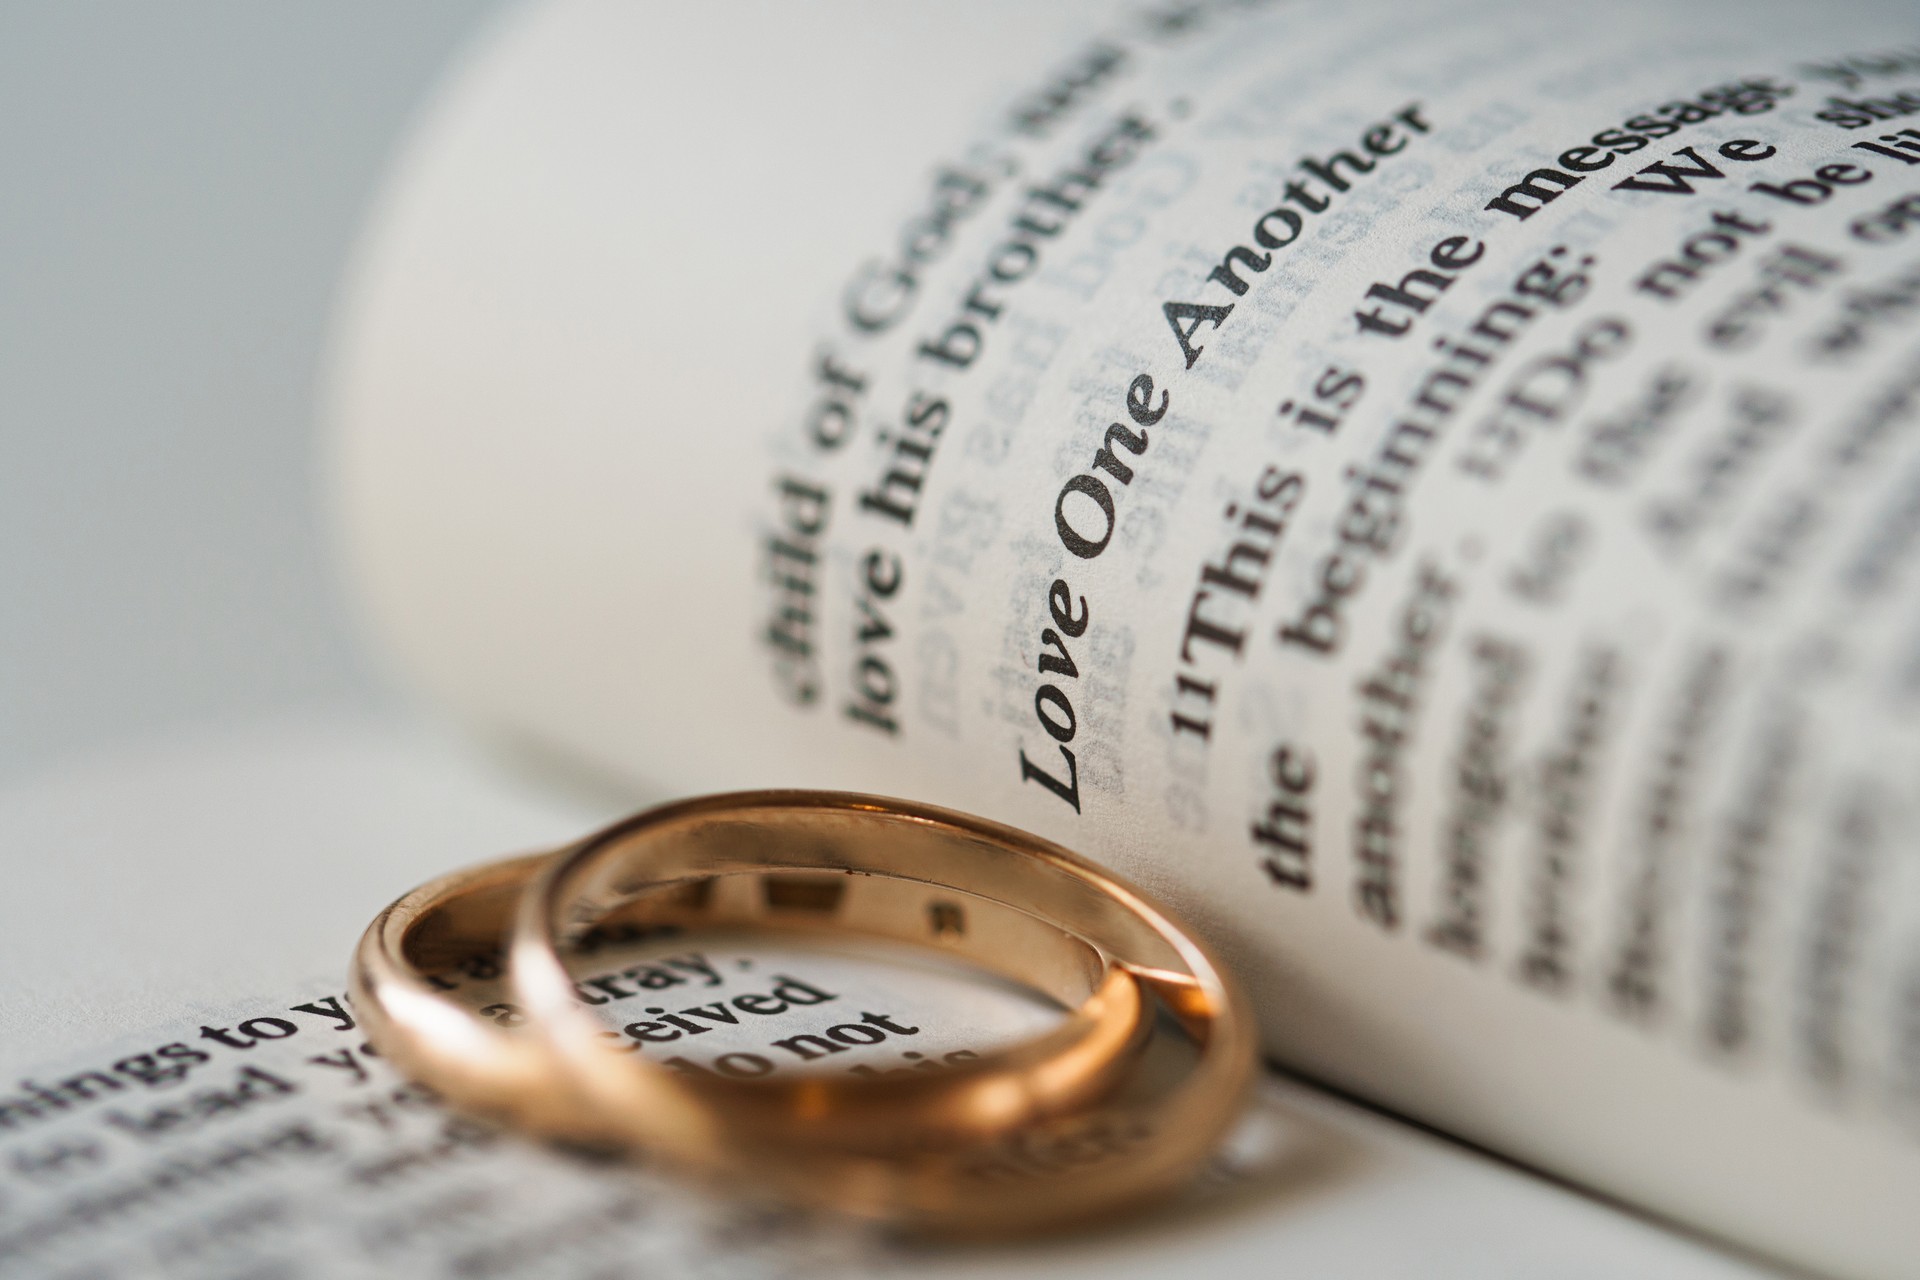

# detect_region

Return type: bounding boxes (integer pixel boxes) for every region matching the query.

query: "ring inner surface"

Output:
[399,874,1091,1081]
[553,807,1194,981]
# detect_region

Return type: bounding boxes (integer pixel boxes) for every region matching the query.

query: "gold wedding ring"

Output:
[353,790,1254,1233]
[352,851,605,1141]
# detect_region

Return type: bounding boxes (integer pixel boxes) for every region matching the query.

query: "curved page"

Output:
[326,2,1920,1273]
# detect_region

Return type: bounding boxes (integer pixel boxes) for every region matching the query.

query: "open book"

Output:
[322,0,1920,1273]
[9,0,1917,1275]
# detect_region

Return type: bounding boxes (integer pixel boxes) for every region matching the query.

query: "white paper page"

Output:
[0,716,605,1062]
[0,719,1776,1278]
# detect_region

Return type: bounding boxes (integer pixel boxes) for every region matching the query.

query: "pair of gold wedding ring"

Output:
[350,791,1254,1233]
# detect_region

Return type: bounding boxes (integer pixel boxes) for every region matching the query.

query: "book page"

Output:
[0,721,1775,1277]
[0,973,1781,1280]
[326,1,1920,1273]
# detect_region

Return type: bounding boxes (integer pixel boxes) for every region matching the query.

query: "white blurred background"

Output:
[0,4,502,784]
